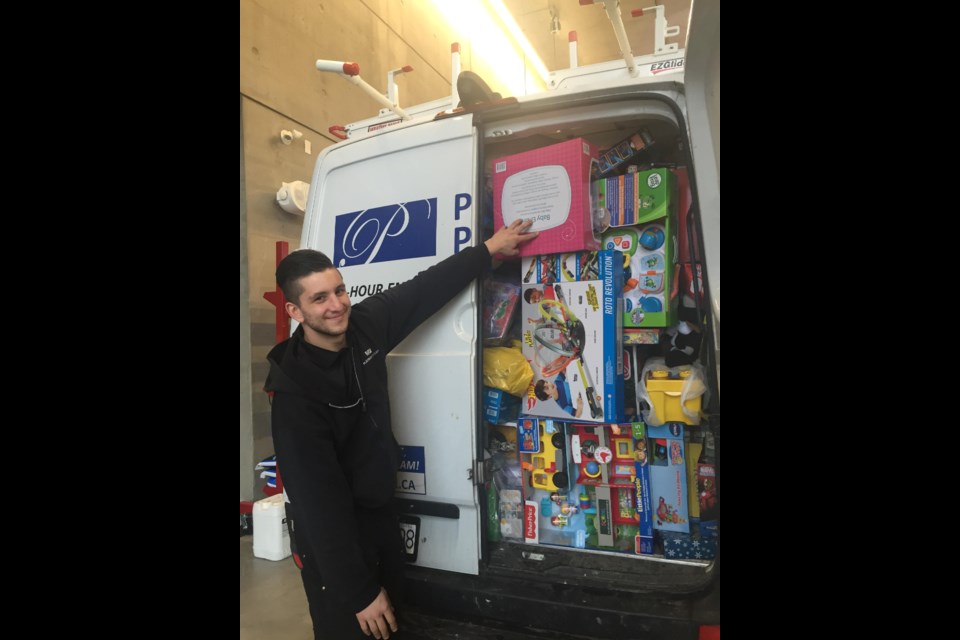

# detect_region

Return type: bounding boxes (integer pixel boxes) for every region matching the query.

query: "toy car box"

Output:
[518,250,624,424]
[482,279,521,345]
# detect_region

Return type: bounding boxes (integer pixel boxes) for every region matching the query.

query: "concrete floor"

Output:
[240,536,313,640]
[240,536,602,639]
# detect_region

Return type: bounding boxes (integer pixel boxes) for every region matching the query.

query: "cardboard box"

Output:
[498,489,525,541]
[601,168,677,328]
[523,485,589,549]
[493,138,601,257]
[518,418,569,494]
[482,279,521,346]
[660,525,718,560]
[519,251,624,424]
[647,423,690,534]
[483,386,521,425]
[567,422,653,555]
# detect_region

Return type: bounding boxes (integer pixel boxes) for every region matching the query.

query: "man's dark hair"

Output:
[524,288,540,304]
[534,378,548,401]
[276,249,335,306]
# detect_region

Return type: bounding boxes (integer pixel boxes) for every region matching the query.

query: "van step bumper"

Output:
[403,563,720,640]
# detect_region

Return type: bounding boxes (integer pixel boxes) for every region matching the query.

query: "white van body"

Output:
[298,2,719,633]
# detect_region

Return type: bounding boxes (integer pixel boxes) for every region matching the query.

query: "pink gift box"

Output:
[493,138,601,257]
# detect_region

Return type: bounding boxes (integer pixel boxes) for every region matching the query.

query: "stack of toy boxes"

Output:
[569,422,654,555]
[647,423,690,535]
[518,250,624,424]
[493,138,601,258]
[599,168,678,328]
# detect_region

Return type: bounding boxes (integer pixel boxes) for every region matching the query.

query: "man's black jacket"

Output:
[265,244,493,612]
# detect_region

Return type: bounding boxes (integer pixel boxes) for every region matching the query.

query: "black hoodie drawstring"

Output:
[349,347,367,413]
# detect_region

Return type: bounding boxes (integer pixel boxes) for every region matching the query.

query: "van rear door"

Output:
[301,114,483,575]
[681,0,721,394]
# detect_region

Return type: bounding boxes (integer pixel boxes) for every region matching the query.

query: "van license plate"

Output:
[398,515,420,563]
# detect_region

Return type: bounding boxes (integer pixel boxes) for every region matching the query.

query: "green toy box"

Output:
[600,168,677,328]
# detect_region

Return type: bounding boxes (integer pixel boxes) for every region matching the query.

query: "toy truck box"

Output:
[290,4,720,634]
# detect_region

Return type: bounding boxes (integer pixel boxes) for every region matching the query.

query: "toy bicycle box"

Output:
[518,250,624,424]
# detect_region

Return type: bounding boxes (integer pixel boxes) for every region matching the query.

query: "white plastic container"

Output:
[252,494,291,561]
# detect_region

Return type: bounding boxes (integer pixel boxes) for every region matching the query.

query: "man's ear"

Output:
[285,301,304,323]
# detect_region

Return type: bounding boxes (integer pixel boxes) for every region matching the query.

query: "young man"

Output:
[265,220,536,640]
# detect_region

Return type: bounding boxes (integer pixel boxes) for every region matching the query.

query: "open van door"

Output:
[683,0,721,396]
[301,114,484,575]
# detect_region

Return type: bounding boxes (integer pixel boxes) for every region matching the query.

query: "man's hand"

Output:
[355,588,398,639]
[485,218,539,257]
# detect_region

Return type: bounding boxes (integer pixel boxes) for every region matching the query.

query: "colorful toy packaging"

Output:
[600,168,677,328]
[483,386,521,425]
[493,138,602,257]
[647,422,690,534]
[519,250,624,424]
[482,279,521,346]
[568,421,653,555]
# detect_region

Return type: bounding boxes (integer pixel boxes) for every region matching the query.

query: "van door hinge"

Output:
[471,458,494,485]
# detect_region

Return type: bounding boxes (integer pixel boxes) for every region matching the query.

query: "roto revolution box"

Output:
[493,138,601,258]
[519,250,623,424]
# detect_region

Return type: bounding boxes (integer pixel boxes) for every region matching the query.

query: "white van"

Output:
[297,3,719,636]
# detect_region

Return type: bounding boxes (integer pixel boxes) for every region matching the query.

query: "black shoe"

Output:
[457,71,502,107]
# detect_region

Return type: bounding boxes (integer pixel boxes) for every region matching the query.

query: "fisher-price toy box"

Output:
[522,476,655,558]
[568,422,654,555]
[518,250,624,424]
[600,168,677,328]
[493,138,601,257]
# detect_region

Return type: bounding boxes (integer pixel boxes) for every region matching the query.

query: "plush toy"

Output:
[664,319,701,367]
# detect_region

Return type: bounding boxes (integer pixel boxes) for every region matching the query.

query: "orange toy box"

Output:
[492,138,602,257]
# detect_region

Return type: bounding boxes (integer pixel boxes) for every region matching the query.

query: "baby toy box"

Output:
[601,168,677,328]
[518,250,624,424]
[493,138,601,257]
